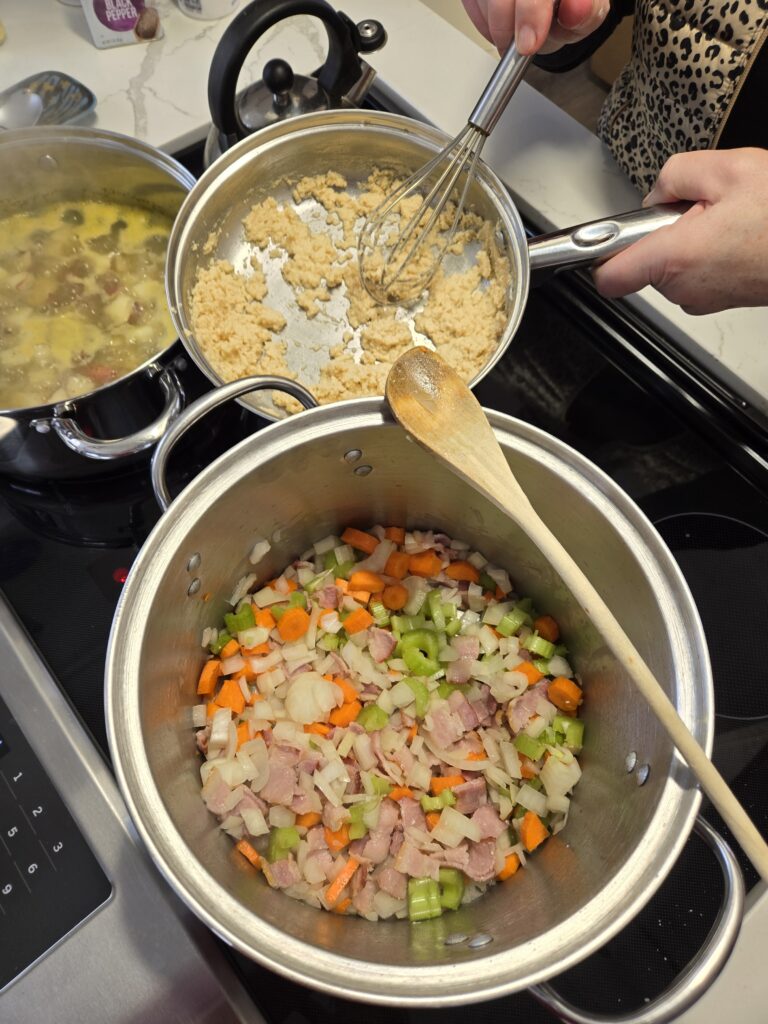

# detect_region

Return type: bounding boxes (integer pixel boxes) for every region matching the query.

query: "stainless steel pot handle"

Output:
[527,202,691,273]
[41,366,184,461]
[530,816,744,1024]
[151,375,318,512]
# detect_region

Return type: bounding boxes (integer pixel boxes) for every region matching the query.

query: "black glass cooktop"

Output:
[1,269,767,1021]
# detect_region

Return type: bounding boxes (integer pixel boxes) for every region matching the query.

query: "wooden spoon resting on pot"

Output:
[386,346,768,883]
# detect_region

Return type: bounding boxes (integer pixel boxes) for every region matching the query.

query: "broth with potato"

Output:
[0,199,175,409]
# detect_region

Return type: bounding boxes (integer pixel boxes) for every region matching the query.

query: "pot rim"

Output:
[106,399,712,1005]
[164,108,530,423]
[0,126,195,416]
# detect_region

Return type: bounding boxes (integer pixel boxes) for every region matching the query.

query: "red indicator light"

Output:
[112,567,129,584]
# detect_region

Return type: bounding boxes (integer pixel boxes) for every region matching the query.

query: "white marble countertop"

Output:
[2,0,767,418]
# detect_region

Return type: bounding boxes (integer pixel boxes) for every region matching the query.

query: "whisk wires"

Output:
[359,124,487,305]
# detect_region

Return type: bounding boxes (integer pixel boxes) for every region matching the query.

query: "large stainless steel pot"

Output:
[0,127,197,480]
[166,109,684,423]
[106,379,743,1018]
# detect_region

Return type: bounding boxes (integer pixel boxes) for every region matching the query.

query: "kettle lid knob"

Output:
[263,58,295,99]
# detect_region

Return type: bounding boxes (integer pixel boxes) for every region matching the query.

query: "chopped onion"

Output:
[249,538,271,565]
[467,583,485,613]
[406,761,431,790]
[486,566,512,594]
[516,783,548,816]
[482,601,512,627]
[336,730,356,758]
[467,550,487,569]
[313,534,339,555]
[201,626,217,648]
[547,794,571,814]
[253,586,286,607]
[220,815,244,839]
[373,891,406,919]
[220,653,245,676]
[430,806,481,847]
[352,732,376,771]
[248,651,283,675]
[355,538,395,574]
[237,626,270,649]
[389,680,416,709]
[209,707,232,751]
[334,543,354,564]
[282,642,312,663]
[269,805,296,828]
[242,806,269,836]
[403,575,429,615]
[478,624,500,655]
[540,752,582,798]
[192,704,207,728]
[524,714,548,739]
[285,672,337,725]
[548,655,573,678]
[422,734,490,772]
[229,573,257,606]
[500,740,523,780]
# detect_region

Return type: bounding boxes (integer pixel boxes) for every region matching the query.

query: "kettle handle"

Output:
[208,0,376,143]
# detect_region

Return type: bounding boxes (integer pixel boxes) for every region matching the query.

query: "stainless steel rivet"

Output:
[344,449,362,463]
[186,553,201,572]
[187,578,201,596]
[39,154,58,170]
[443,933,468,946]
[468,933,493,949]
[625,751,637,773]
[636,763,651,786]
[354,465,373,476]
[32,420,51,434]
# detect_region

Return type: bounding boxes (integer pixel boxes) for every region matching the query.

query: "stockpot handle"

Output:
[40,366,184,462]
[151,375,318,512]
[529,816,744,1024]
[527,202,691,273]
[208,0,379,143]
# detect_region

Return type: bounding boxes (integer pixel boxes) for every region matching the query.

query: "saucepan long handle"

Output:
[527,202,690,273]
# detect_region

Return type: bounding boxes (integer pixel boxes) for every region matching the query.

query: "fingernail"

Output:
[517,25,536,54]
[643,189,658,207]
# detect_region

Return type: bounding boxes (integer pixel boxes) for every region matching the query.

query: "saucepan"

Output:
[106,377,742,1018]
[165,109,684,422]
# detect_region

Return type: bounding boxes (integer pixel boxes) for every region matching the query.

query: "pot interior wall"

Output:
[125,412,698,989]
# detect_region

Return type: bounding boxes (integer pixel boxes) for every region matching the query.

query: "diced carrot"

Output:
[384,527,406,544]
[465,751,486,761]
[534,615,560,643]
[236,722,251,749]
[495,585,506,599]
[348,570,386,593]
[206,700,223,719]
[254,608,276,629]
[277,606,310,642]
[197,659,221,695]
[232,666,256,684]
[389,786,414,801]
[519,753,538,779]
[217,677,246,716]
[335,578,349,594]
[381,583,408,610]
[296,812,322,828]
[249,692,264,705]
[341,527,379,555]
[331,896,352,914]
[242,642,271,657]
[547,676,583,714]
[329,700,362,727]
[325,856,360,905]
[304,722,331,736]
[516,661,544,686]
[425,812,441,831]
[384,550,410,580]
[343,608,373,634]
[406,723,418,744]
[430,774,464,795]
[498,852,521,880]
[444,560,480,584]
[324,823,351,852]
[220,638,240,659]
[349,590,371,604]
[235,839,261,869]
[520,810,549,852]
[408,550,443,578]
[333,676,359,704]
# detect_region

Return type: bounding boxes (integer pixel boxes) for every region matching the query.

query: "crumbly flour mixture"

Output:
[190,171,510,412]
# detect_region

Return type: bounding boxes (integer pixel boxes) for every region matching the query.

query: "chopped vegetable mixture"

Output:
[193,526,584,921]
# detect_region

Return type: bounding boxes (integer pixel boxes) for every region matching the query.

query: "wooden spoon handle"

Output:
[506,485,768,883]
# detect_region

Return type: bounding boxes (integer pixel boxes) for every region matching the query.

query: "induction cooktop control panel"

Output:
[0,693,112,991]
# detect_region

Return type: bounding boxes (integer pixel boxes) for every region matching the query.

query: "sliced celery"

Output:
[514,732,546,761]
[408,878,442,921]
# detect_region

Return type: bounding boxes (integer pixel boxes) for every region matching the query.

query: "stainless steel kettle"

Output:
[204,0,386,168]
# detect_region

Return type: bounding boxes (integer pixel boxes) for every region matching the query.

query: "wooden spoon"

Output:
[386,346,768,883]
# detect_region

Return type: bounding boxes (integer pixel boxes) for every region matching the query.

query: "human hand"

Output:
[462,0,609,56]
[592,149,768,315]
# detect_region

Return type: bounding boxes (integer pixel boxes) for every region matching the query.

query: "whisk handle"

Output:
[468,43,532,136]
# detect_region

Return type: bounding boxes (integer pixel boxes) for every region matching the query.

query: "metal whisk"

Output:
[358,41,534,305]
